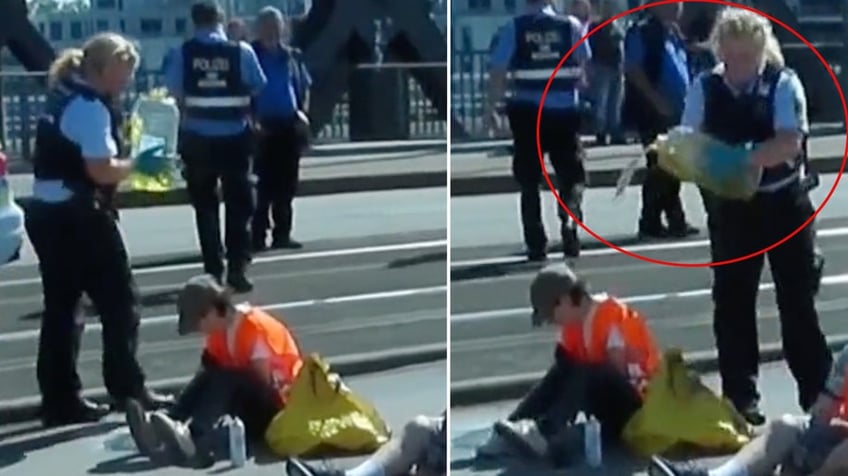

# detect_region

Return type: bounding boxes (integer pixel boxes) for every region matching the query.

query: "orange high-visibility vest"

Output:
[559,297,660,395]
[204,306,303,402]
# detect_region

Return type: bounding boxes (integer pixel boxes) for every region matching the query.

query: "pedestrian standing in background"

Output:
[227,18,249,43]
[623,2,699,239]
[588,0,626,145]
[27,33,173,427]
[679,7,830,426]
[164,0,267,293]
[250,6,312,251]
[486,0,591,261]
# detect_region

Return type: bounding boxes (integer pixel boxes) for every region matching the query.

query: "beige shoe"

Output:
[492,419,549,460]
[150,412,196,463]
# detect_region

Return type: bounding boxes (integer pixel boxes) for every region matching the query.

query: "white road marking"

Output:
[0,284,448,343]
[450,226,848,268]
[0,239,447,288]
[450,272,848,323]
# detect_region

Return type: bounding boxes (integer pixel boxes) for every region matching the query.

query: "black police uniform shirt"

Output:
[680,63,809,191]
[31,78,124,204]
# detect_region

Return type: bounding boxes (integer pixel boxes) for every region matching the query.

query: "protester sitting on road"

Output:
[125,274,303,467]
[649,344,848,476]
[286,411,447,476]
[491,263,660,466]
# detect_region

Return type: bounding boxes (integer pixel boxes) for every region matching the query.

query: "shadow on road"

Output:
[0,421,122,471]
[18,289,181,322]
[89,454,163,474]
[387,250,447,269]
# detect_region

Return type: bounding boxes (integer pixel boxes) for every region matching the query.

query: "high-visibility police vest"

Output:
[702,64,804,192]
[204,306,304,403]
[181,39,251,121]
[510,13,582,100]
[559,297,660,396]
[32,79,122,207]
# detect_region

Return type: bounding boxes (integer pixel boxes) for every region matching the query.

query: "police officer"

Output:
[680,8,831,425]
[485,0,590,261]
[27,33,173,427]
[164,0,266,292]
[250,6,312,252]
[624,2,699,239]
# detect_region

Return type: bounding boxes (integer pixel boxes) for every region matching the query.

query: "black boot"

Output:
[41,397,110,427]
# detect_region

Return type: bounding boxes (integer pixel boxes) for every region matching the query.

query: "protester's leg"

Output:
[220,132,255,289]
[582,363,642,442]
[251,129,276,250]
[507,349,574,422]
[650,416,805,476]
[638,128,666,236]
[763,190,831,410]
[230,372,282,441]
[182,132,225,279]
[269,122,302,247]
[710,199,766,423]
[507,105,547,257]
[546,109,586,259]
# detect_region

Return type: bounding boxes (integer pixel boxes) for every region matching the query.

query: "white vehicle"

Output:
[0,151,24,266]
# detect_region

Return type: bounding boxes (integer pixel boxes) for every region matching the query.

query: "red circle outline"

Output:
[536,0,848,268]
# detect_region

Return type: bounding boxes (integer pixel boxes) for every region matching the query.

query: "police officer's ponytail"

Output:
[48,48,84,89]
[710,7,785,69]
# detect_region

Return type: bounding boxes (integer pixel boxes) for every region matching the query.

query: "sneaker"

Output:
[125,399,162,457]
[226,272,254,294]
[271,237,303,250]
[649,456,709,476]
[668,222,699,238]
[150,412,196,464]
[286,457,344,476]
[561,228,580,259]
[638,221,670,240]
[475,430,511,459]
[735,401,766,426]
[492,419,548,460]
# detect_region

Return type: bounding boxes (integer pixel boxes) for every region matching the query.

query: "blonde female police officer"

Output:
[680,8,830,425]
[27,33,172,427]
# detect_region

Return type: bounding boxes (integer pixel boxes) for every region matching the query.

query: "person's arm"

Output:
[811,439,848,476]
[569,16,592,88]
[240,43,268,97]
[624,28,670,115]
[680,72,706,130]
[485,20,516,121]
[605,327,628,375]
[60,98,132,185]
[751,70,808,168]
[299,62,312,112]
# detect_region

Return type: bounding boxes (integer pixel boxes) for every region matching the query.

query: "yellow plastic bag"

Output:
[264,354,391,457]
[622,349,753,457]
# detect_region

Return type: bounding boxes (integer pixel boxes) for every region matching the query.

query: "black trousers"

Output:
[508,347,641,443]
[639,123,687,228]
[169,364,282,443]
[251,118,302,244]
[710,183,831,411]
[507,105,586,252]
[181,130,254,278]
[24,200,146,410]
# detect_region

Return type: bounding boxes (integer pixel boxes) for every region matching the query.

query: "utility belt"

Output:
[66,182,119,221]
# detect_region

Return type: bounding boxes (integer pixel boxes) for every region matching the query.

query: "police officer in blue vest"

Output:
[679,9,831,426]
[486,0,591,261]
[164,0,266,293]
[250,6,312,252]
[27,34,173,427]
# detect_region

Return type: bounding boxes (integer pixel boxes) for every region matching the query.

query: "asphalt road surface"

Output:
[450,174,848,383]
[0,188,446,402]
[451,364,798,475]
[0,361,446,475]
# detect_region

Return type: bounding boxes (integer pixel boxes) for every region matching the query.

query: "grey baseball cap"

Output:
[177,274,225,335]
[529,263,579,327]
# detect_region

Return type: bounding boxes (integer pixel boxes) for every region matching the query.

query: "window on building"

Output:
[119,19,126,32]
[468,0,492,11]
[96,19,109,31]
[95,0,116,9]
[49,21,63,41]
[70,21,83,39]
[175,18,187,35]
[504,0,517,12]
[37,22,45,34]
[140,19,163,35]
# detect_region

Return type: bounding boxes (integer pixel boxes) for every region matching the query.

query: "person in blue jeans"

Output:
[588,0,626,145]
